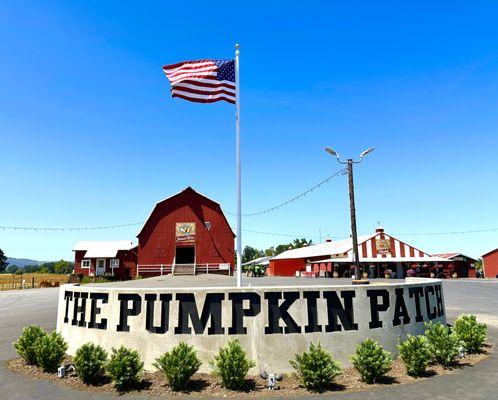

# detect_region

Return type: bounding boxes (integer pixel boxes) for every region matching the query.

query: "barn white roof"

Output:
[272,231,449,263]
[73,241,136,258]
[272,234,376,260]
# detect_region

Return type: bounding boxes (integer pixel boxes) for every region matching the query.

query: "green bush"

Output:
[424,322,461,367]
[397,335,431,377]
[154,342,201,391]
[289,342,341,391]
[209,339,255,391]
[74,343,108,384]
[13,325,47,365]
[34,331,68,372]
[106,346,144,388]
[351,339,393,384]
[454,315,487,354]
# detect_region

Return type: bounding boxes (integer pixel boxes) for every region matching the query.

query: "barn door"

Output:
[175,246,195,264]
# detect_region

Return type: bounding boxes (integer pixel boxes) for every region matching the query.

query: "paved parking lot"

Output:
[1,279,497,399]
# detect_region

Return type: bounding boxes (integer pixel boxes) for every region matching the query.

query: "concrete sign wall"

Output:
[56,278,445,373]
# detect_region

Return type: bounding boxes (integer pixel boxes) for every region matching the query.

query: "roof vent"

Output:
[325,238,332,242]
[375,226,384,233]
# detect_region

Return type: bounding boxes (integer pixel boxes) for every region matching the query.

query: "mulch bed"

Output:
[5,343,493,398]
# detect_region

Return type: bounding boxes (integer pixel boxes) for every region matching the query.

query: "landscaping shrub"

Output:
[74,343,108,384]
[454,315,487,354]
[424,321,461,367]
[350,339,393,384]
[289,342,341,391]
[13,325,47,365]
[209,339,255,390]
[154,342,201,391]
[34,331,68,372]
[397,335,431,377]
[106,346,144,388]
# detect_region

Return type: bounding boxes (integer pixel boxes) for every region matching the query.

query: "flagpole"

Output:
[235,43,242,288]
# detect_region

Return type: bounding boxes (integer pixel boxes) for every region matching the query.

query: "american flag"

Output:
[162,59,236,104]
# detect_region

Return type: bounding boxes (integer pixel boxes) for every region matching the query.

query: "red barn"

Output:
[136,187,235,276]
[73,187,235,279]
[269,227,450,278]
[73,241,137,279]
[482,248,498,278]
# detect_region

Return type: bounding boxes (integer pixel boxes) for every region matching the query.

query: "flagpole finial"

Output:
[235,43,240,50]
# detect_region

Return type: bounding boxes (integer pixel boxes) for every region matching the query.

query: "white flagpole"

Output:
[235,43,242,288]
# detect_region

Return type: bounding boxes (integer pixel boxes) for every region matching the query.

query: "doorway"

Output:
[96,259,106,276]
[175,246,195,264]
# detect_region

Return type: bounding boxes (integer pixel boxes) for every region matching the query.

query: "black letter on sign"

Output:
[408,286,425,323]
[434,285,444,317]
[145,293,172,334]
[71,291,88,327]
[264,291,301,334]
[392,288,411,326]
[323,290,358,332]
[63,291,73,323]
[88,292,108,330]
[367,289,390,329]
[424,286,437,320]
[303,291,322,333]
[228,292,261,334]
[175,293,225,335]
[117,293,142,332]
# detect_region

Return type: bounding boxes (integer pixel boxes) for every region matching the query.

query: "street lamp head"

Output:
[360,147,375,158]
[325,147,339,157]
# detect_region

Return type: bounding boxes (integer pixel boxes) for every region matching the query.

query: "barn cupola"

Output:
[375,226,384,233]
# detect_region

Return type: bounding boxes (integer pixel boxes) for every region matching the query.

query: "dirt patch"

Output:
[5,343,493,398]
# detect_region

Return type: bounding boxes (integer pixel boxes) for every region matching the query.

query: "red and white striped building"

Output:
[268,226,449,278]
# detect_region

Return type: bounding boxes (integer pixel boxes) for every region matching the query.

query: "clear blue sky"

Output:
[1,1,498,261]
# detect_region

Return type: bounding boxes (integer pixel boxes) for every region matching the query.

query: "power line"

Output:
[226,168,347,217]
[393,227,498,236]
[0,222,143,232]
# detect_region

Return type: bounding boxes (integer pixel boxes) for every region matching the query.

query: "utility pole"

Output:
[325,146,375,281]
[347,159,361,279]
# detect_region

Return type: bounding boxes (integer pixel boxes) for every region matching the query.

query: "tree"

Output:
[5,264,18,274]
[54,260,73,274]
[38,262,56,273]
[0,248,8,273]
[242,246,263,263]
[274,238,313,256]
[264,247,275,257]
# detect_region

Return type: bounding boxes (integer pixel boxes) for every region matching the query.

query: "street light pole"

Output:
[347,159,361,279]
[325,147,375,281]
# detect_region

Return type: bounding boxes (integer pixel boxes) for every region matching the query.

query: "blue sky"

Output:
[1,1,498,261]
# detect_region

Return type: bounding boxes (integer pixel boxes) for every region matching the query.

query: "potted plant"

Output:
[384,269,392,279]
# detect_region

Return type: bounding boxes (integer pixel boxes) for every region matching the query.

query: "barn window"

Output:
[110,259,120,269]
[82,259,91,268]
[205,221,212,230]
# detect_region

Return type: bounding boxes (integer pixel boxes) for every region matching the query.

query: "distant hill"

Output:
[6,258,46,268]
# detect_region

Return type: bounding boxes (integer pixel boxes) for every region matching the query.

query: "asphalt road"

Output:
[1,280,497,399]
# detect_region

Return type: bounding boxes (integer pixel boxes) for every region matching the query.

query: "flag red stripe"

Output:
[162,59,212,71]
[172,92,235,104]
[165,64,217,78]
[174,80,235,91]
[172,86,236,97]
[176,79,235,90]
